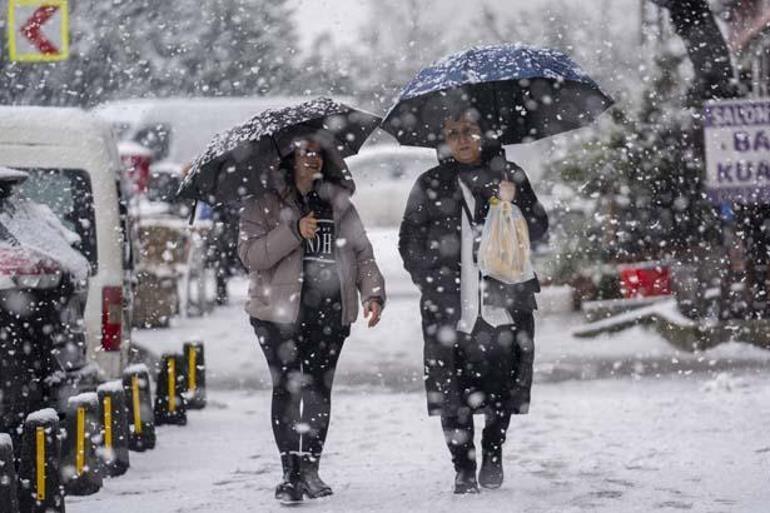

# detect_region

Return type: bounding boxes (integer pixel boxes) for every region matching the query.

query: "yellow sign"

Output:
[8,0,69,62]
[168,358,176,413]
[35,427,45,501]
[103,396,113,449]
[132,375,143,434]
[76,406,85,476]
[188,348,197,393]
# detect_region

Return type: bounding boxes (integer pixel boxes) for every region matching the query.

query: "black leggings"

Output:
[251,316,348,458]
[441,412,511,471]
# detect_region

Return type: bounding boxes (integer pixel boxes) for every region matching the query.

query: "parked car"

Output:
[0,107,133,379]
[0,168,90,453]
[346,145,438,227]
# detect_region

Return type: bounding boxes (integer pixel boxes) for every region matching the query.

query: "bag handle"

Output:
[460,196,474,225]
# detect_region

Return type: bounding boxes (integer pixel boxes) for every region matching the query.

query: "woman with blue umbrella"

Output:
[385,44,612,494]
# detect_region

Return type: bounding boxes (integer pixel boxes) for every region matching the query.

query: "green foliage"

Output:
[0,0,301,106]
[545,48,720,274]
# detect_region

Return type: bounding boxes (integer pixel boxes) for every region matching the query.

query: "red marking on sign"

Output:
[20,6,60,55]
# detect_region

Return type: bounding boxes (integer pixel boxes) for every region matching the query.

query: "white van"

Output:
[0,107,132,379]
[93,96,312,166]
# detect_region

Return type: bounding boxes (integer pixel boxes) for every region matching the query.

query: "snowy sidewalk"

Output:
[132,276,770,391]
[69,376,770,513]
[84,228,770,512]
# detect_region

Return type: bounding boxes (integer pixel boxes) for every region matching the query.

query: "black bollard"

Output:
[154,354,187,426]
[122,364,156,452]
[96,381,130,477]
[0,433,19,513]
[182,341,206,410]
[18,408,64,513]
[61,393,102,495]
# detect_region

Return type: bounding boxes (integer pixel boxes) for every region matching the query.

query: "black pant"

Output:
[251,315,349,459]
[441,411,511,471]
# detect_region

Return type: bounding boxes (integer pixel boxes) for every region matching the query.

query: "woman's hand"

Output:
[298,211,318,239]
[363,299,382,328]
[498,180,516,202]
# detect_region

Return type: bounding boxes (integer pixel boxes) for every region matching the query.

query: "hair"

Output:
[443,104,482,126]
[278,140,349,199]
[438,106,505,167]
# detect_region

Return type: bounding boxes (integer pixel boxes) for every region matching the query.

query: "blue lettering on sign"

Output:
[734,132,751,152]
[718,163,733,183]
[758,161,770,181]
[732,130,770,152]
[736,161,752,182]
[756,130,770,151]
[706,101,770,127]
[717,160,770,184]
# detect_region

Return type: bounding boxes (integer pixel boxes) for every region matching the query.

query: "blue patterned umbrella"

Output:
[382,44,614,147]
[178,97,380,204]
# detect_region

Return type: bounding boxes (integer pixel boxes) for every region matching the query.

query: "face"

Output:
[442,114,483,165]
[293,139,324,183]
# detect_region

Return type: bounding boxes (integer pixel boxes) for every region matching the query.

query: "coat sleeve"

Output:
[398,178,434,288]
[511,166,549,243]
[346,205,386,306]
[237,196,303,272]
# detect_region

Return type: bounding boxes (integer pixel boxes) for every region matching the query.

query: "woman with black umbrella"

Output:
[399,104,548,493]
[238,135,386,504]
[182,98,386,504]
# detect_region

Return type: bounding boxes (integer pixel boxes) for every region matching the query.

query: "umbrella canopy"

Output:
[382,43,614,147]
[178,97,381,205]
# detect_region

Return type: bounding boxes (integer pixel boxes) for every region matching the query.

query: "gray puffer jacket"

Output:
[238,180,385,325]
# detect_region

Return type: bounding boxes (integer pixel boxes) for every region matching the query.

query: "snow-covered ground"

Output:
[69,377,770,513]
[68,229,770,512]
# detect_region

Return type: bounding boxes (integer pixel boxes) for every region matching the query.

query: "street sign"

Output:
[7,0,69,62]
[704,98,770,204]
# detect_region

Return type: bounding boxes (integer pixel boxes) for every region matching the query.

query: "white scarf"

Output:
[457,179,513,334]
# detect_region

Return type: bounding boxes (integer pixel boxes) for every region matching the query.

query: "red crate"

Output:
[618,262,671,298]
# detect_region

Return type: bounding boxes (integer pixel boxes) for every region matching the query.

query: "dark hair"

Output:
[443,104,482,126]
[278,141,351,198]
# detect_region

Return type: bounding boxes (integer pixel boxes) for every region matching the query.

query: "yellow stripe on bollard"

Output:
[76,407,85,476]
[188,347,197,393]
[103,396,113,449]
[168,358,176,413]
[132,375,143,434]
[36,426,46,501]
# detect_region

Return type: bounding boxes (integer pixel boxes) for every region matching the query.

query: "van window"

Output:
[111,121,132,141]
[116,179,134,272]
[17,168,98,273]
[146,170,182,204]
[134,123,171,161]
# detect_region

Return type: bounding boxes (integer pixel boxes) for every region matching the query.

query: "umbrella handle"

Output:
[188,199,198,226]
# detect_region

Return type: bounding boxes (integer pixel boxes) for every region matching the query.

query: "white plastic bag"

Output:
[477,199,535,285]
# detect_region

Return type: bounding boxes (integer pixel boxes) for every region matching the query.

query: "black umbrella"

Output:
[178,97,381,205]
[382,44,614,147]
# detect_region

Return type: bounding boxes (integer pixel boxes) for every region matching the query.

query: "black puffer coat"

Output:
[398,148,548,416]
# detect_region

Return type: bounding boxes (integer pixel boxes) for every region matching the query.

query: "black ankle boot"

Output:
[478,448,504,489]
[454,467,480,494]
[275,454,304,504]
[448,442,479,494]
[300,455,333,499]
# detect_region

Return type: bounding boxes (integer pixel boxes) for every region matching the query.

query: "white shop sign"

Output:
[704,98,770,204]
